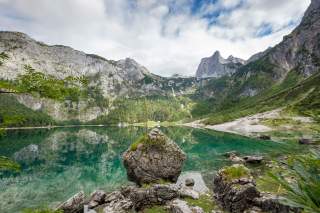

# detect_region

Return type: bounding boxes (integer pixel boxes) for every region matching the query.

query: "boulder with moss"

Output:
[123,128,186,185]
[213,164,260,213]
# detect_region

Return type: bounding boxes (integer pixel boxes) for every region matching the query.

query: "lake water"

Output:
[0,126,298,212]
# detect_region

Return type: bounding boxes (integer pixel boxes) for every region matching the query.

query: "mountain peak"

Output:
[212,51,221,57]
[196,51,245,79]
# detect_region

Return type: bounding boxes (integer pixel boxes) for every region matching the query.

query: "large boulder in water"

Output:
[123,128,186,185]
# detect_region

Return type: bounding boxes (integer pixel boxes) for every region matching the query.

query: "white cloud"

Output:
[0,0,311,76]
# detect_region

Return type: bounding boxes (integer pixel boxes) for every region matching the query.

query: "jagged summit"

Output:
[196,51,245,79]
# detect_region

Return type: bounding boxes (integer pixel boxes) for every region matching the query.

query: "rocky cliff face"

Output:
[0,31,163,98]
[196,51,245,79]
[197,0,320,100]
[261,0,320,78]
[0,32,196,122]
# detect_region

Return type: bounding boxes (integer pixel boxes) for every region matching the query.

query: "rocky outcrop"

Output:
[253,194,301,213]
[213,165,301,213]
[169,199,204,213]
[0,31,196,123]
[213,165,260,213]
[123,128,186,185]
[87,190,107,209]
[123,184,180,210]
[196,51,245,79]
[224,152,264,164]
[56,191,85,213]
[242,0,320,81]
[82,184,203,213]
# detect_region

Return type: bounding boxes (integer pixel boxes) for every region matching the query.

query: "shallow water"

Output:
[0,126,297,212]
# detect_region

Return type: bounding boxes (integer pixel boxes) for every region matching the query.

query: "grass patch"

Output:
[184,194,216,213]
[221,164,250,181]
[130,133,166,151]
[0,156,21,171]
[130,134,148,151]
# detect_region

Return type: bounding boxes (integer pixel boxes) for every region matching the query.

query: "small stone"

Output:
[229,153,245,163]
[298,138,314,145]
[258,135,271,140]
[243,156,264,164]
[223,151,238,157]
[191,206,205,213]
[179,187,200,199]
[185,178,195,187]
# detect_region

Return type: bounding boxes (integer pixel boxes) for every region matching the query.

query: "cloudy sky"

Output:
[0,0,310,76]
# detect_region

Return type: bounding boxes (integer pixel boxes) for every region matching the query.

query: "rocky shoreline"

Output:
[55,129,300,213]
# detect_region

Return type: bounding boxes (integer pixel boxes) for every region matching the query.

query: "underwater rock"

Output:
[13,144,39,164]
[258,135,271,140]
[229,153,245,163]
[123,128,186,185]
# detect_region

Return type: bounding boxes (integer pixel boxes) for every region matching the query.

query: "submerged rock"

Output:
[258,135,271,140]
[229,153,245,163]
[123,128,186,185]
[225,152,264,164]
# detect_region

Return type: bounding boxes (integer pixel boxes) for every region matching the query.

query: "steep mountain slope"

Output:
[196,51,245,79]
[0,32,196,125]
[194,0,320,123]
[0,31,194,98]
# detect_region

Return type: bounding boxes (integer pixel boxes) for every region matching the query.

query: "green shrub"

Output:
[184,194,216,213]
[0,52,9,66]
[0,156,21,171]
[130,133,166,151]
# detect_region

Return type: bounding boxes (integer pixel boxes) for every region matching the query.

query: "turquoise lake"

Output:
[0,127,298,212]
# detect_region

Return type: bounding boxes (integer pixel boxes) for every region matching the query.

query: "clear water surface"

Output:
[0,126,299,212]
